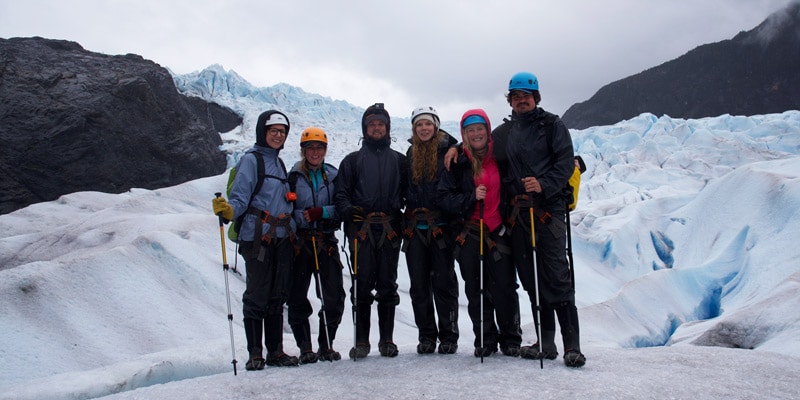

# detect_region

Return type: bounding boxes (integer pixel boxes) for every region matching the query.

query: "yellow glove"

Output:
[212,197,234,221]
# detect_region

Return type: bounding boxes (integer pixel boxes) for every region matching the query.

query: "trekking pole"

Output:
[529,199,544,370]
[311,224,333,359]
[214,192,238,376]
[566,203,575,290]
[479,200,485,364]
[342,238,359,362]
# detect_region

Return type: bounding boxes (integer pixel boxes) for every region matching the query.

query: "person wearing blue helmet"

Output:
[493,71,586,367]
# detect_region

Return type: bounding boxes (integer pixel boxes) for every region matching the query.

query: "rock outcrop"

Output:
[0,37,242,214]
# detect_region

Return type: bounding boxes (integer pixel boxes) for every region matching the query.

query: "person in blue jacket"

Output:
[213,110,299,369]
[287,127,346,363]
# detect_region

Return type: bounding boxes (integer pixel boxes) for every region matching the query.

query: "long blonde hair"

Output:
[463,138,488,179]
[410,130,444,184]
[298,147,328,182]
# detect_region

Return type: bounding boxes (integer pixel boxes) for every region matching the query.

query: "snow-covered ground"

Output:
[1,88,799,399]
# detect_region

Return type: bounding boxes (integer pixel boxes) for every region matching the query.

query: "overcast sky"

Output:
[0,0,793,123]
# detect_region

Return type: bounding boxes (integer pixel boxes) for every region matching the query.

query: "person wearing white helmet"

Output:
[494,71,586,367]
[403,106,460,355]
[213,110,300,369]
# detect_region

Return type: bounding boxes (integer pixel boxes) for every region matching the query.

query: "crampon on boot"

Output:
[438,341,458,354]
[348,343,371,360]
[318,348,342,361]
[266,352,300,367]
[563,349,586,367]
[520,341,559,360]
[473,345,497,358]
[299,350,319,364]
[378,341,399,357]
[245,356,265,371]
[500,344,521,357]
[416,338,436,354]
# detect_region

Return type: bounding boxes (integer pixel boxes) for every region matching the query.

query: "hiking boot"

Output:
[438,341,458,355]
[416,338,436,354]
[318,348,342,362]
[379,341,399,357]
[563,349,586,368]
[500,345,521,357]
[245,356,265,371]
[349,343,371,360]
[299,350,319,364]
[473,346,497,358]
[520,344,558,360]
[266,352,300,367]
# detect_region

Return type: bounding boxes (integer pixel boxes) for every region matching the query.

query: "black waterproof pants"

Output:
[346,229,401,344]
[510,208,581,352]
[456,226,521,349]
[404,229,459,345]
[239,238,294,357]
[288,235,346,352]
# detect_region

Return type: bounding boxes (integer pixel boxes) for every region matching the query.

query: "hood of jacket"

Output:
[361,103,392,149]
[255,110,290,149]
[460,108,493,161]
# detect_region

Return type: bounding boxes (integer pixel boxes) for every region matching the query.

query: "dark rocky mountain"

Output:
[562,2,800,130]
[0,37,241,214]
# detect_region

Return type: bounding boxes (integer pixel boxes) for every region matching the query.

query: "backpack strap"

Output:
[232,152,266,245]
[251,152,266,202]
[241,152,292,245]
[261,156,287,184]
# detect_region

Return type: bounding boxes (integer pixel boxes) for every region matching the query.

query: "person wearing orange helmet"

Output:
[287,127,346,364]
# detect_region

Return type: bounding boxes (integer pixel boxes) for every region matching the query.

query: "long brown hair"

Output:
[410,130,444,184]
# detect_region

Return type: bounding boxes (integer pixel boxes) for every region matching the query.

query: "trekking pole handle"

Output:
[527,192,537,248]
[478,200,484,256]
[214,192,225,227]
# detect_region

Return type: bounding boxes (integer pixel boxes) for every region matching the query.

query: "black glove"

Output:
[350,206,364,221]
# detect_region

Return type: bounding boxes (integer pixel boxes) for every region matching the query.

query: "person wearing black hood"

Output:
[403,106,460,355]
[493,72,586,367]
[212,110,300,369]
[334,103,407,359]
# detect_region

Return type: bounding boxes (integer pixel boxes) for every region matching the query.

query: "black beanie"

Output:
[361,103,391,137]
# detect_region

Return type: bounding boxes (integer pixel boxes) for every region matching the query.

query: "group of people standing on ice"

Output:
[212,71,587,370]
